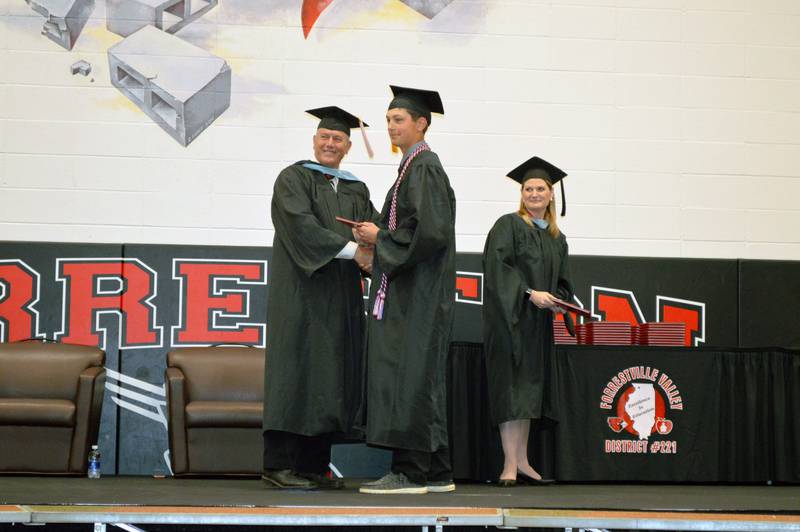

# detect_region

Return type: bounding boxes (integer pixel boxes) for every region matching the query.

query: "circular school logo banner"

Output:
[599,366,682,454]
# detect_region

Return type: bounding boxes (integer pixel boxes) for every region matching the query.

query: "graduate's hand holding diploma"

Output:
[527,289,564,313]
[551,297,592,318]
[336,218,374,274]
[338,216,377,245]
[354,222,379,246]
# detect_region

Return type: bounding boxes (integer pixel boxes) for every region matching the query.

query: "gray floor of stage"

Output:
[1,477,799,513]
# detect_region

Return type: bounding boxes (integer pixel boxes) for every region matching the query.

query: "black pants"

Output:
[391,446,452,485]
[263,430,332,475]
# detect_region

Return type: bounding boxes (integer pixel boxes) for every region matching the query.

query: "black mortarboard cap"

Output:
[388,85,444,123]
[507,156,569,216]
[306,106,368,137]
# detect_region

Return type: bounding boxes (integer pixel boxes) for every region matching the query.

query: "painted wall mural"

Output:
[105,0,219,37]
[108,25,231,146]
[301,0,453,37]
[15,0,462,146]
[25,0,95,50]
[8,1,799,260]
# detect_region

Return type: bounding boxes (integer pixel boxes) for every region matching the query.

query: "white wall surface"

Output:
[1,0,799,259]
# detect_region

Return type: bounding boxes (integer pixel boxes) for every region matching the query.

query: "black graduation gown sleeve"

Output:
[374,157,452,281]
[553,238,576,334]
[482,213,573,425]
[263,164,372,437]
[482,215,528,366]
[361,150,456,452]
[271,165,350,277]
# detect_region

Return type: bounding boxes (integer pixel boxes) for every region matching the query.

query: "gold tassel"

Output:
[359,120,374,159]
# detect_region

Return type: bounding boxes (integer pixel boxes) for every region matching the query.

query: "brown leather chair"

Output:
[0,340,105,474]
[166,346,265,476]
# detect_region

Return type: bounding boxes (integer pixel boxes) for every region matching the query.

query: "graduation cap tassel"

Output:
[359,119,374,159]
[560,180,566,217]
[373,290,385,320]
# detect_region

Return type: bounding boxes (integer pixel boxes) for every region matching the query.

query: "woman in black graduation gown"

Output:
[482,156,574,486]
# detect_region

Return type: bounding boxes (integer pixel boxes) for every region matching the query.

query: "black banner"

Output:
[449,343,800,483]
[739,260,800,349]
[555,346,720,481]
[1,241,796,476]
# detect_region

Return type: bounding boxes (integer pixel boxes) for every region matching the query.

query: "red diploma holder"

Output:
[335,216,361,227]
[525,289,592,319]
[553,298,592,319]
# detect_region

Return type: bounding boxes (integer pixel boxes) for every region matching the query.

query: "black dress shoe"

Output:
[262,469,318,489]
[517,472,555,485]
[297,472,344,490]
[496,478,517,487]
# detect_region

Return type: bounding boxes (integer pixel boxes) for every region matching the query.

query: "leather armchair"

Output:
[0,340,105,474]
[166,346,265,476]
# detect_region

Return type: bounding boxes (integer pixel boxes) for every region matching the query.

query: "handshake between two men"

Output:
[337,216,381,275]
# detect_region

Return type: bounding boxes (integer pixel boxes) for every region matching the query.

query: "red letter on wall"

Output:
[592,287,645,326]
[172,260,267,346]
[455,272,483,305]
[657,296,705,346]
[56,259,161,349]
[0,260,41,342]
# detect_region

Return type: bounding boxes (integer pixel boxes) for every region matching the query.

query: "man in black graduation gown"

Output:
[262,106,375,490]
[355,86,457,494]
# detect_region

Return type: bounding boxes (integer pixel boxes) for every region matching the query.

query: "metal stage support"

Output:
[2,504,799,530]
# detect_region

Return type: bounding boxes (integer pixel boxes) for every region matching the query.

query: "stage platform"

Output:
[0,477,799,531]
[0,477,800,531]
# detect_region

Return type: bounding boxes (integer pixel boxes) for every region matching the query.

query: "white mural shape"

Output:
[70,59,92,76]
[398,0,453,18]
[25,0,95,50]
[108,25,231,146]
[106,0,219,37]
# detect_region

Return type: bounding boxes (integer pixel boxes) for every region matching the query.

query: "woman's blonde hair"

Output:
[517,178,561,238]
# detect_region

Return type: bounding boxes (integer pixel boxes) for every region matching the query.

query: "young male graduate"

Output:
[262,106,376,490]
[354,86,457,494]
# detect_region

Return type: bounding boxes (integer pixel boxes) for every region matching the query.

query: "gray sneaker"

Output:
[426,479,456,493]
[359,472,428,494]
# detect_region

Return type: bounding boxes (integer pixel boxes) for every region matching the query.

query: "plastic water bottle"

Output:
[87,445,101,479]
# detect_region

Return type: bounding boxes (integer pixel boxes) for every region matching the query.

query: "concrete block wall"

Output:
[1,0,799,259]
